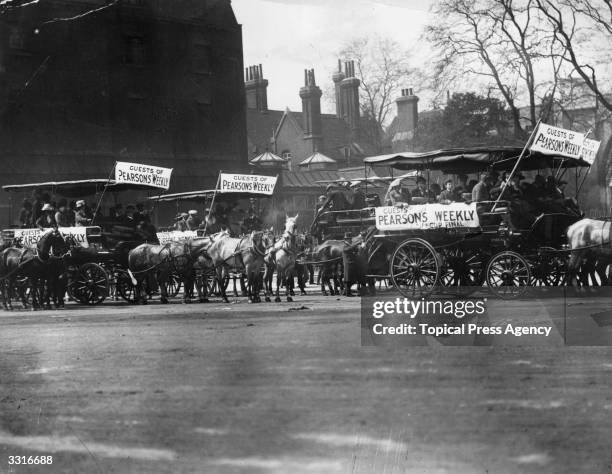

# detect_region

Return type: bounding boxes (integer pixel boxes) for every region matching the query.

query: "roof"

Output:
[246,109,285,156]
[249,151,287,166]
[299,152,336,166]
[2,179,165,197]
[281,170,339,189]
[364,147,591,172]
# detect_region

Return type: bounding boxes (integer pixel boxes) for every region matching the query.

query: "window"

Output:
[125,37,145,66]
[281,150,292,160]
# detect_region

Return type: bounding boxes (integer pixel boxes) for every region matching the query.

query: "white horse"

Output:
[264,215,299,302]
[566,218,612,286]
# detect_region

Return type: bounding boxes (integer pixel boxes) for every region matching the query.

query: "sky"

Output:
[232,0,433,113]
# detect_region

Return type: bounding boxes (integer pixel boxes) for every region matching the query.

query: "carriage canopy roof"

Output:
[149,189,274,203]
[363,147,591,172]
[2,179,169,197]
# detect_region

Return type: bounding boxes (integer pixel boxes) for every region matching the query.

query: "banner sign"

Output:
[219,173,277,195]
[530,123,586,159]
[12,227,91,248]
[375,203,480,231]
[580,138,602,165]
[115,161,173,190]
[156,230,198,245]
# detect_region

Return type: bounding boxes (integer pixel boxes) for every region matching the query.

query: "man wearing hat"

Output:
[411,176,431,200]
[384,179,410,206]
[472,173,495,203]
[174,213,189,231]
[350,183,367,210]
[74,200,92,227]
[320,184,350,213]
[186,210,201,230]
[36,203,57,230]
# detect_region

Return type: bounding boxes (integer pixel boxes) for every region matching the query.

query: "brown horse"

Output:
[206,230,274,303]
[0,229,69,310]
[128,237,214,304]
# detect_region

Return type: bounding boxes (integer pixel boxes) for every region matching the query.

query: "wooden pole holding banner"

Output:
[575,128,594,198]
[491,120,541,212]
[92,161,116,225]
[203,172,222,235]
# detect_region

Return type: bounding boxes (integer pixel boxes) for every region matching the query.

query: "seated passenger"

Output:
[55,199,74,227]
[174,213,189,231]
[36,203,57,230]
[350,184,367,210]
[411,177,431,201]
[186,210,201,230]
[438,180,456,203]
[453,174,469,200]
[384,179,410,206]
[471,173,494,203]
[429,183,441,201]
[74,200,93,227]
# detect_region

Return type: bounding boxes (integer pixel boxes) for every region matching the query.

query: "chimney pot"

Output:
[408,88,413,96]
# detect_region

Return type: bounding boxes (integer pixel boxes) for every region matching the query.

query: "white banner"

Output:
[13,227,91,248]
[115,161,173,190]
[156,230,198,245]
[375,203,480,231]
[580,138,602,165]
[530,123,586,159]
[219,173,277,195]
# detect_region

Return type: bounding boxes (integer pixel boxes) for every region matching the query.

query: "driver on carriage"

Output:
[36,203,57,230]
[242,207,263,233]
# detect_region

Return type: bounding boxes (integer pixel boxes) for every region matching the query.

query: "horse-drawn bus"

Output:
[310,130,596,299]
[1,175,168,308]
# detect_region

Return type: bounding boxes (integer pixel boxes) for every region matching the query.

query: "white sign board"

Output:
[580,138,602,165]
[13,227,91,248]
[375,203,480,231]
[115,161,173,190]
[530,123,586,159]
[156,230,198,245]
[219,173,277,195]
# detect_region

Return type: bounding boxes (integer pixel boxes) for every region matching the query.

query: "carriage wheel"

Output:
[390,238,439,299]
[196,269,218,297]
[167,273,182,298]
[486,251,531,299]
[439,247,484,296]
[116,270,138,304]
[530,254,567,287]
[70,263,109,305]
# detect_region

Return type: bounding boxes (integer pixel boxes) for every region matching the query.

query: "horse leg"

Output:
[274,268,282,303]
[286,269,294,302]
[263,264,272,302]
[218,268,229,303]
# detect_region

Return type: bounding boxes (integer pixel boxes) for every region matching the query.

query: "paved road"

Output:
[0,291,612,473]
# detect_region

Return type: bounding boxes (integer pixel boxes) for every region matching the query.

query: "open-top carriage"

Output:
[2,177,166,306]
[310,142,591,299]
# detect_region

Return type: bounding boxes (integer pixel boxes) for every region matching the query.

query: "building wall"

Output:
[275,116,313,170]
[0,0,247,225]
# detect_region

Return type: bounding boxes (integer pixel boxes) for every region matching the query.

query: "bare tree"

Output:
[534,0,612,114]
[337,36,412,151]
[425,0,566,138]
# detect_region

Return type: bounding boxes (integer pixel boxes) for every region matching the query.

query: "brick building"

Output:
[245,61,379,227]
[0,0,247,224]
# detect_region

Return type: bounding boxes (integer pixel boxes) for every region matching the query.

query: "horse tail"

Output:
[128,269,138,286]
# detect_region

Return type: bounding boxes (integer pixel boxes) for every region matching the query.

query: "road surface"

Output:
[0,290,612,473]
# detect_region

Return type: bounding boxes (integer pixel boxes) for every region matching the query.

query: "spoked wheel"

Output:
[196,269,218,297]
[486,251,531,299]
[166,273,182,298]
[438,247,485,296]
[70,263,109,305]
[116,270,138,304]
[530,253,568,287]
[390,238,440,299]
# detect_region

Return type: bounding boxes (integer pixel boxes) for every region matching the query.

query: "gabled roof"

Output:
[246,109,285,156]
[299,152,336,166]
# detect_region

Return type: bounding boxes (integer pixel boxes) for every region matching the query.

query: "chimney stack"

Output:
[393,88,419,148]
[245,64,269,111]
[340,60,361,133]
[332,59,346,119]
[299,68,323,153]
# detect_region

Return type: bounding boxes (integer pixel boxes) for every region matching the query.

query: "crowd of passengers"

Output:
[17,189,157,240]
